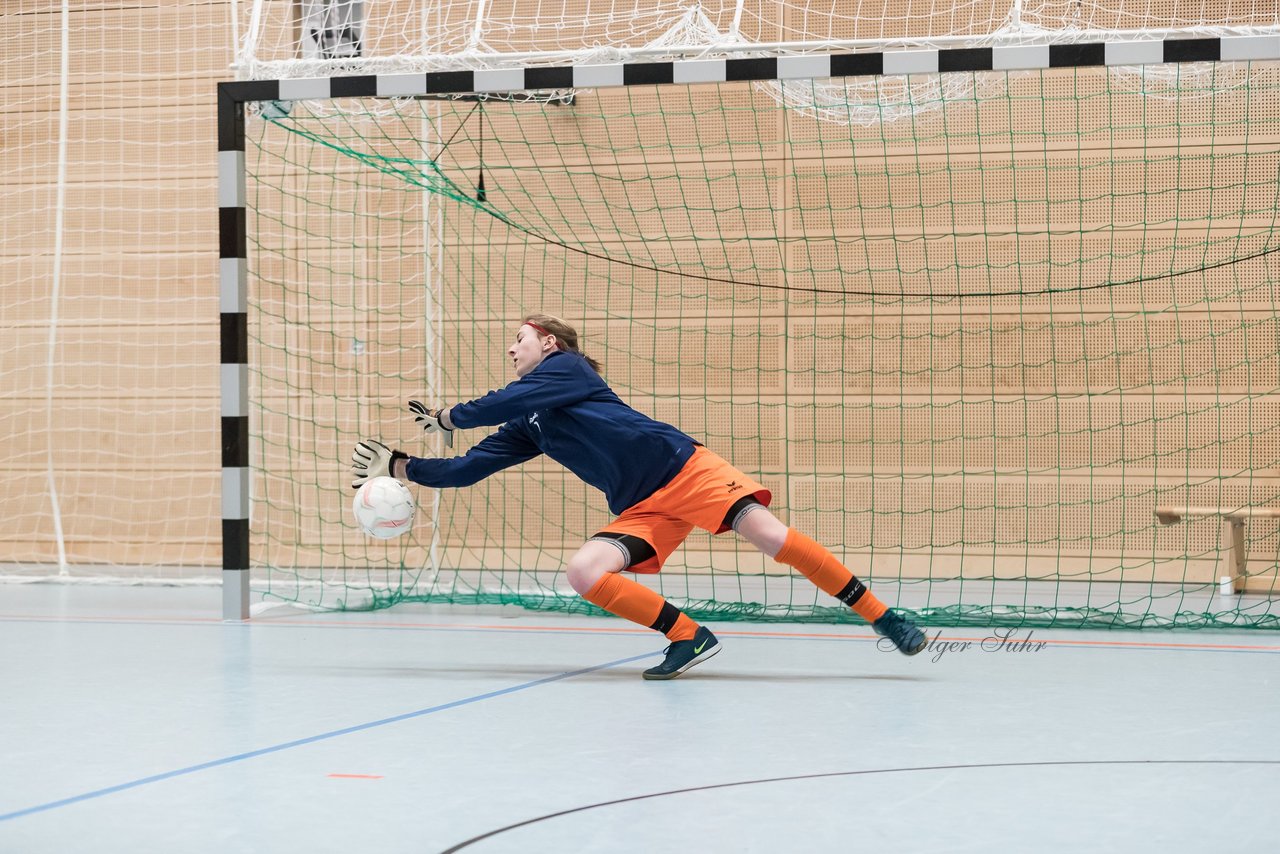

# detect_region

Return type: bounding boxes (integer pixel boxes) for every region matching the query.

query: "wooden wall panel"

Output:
[2,2,230,575]
[8,107,218,183]
[789,394,1280,477]
[783,0,1010,42]
[4,400,219,468]
[8,0,1280,596]
[786,312,1280,395]
[790,474,1280,570]
[784,63,1280,159]
[0,467,218,546]
[2,255,213,325]
[5,325,216,399]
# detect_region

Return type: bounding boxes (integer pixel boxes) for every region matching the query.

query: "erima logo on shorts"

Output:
[529,412,542,433]
[726,481,743,493]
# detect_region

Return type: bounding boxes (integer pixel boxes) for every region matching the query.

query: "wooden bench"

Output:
[1154,506,1280,593]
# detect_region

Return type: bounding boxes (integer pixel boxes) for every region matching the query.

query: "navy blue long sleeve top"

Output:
[404,351,698,515]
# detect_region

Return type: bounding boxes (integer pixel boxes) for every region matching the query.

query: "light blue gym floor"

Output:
[1,584,1277,853]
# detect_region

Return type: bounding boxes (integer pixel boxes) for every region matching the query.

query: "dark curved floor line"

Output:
[440,758,1280,852]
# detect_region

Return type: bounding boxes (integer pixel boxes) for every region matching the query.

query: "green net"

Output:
[244,61,1280,628]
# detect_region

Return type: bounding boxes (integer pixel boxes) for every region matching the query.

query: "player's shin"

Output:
[582,573,697,641]
[774,528,888,624]
[775,528,926,655]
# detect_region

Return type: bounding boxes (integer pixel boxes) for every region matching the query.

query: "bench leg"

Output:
[1221,518,1246,594]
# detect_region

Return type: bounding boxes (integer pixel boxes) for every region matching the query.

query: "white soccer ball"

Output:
[352,476,415,540]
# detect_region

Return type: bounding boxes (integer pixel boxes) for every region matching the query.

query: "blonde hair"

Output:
[523,313,602,374]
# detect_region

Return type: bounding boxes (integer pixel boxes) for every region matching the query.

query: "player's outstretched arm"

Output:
[401,421,541,489]
[407,400,453,448]
[350,439,409,490]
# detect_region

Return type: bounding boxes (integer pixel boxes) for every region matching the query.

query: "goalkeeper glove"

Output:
[351,440,409,490]
[408,400,454,448]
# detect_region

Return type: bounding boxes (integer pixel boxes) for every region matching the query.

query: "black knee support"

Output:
[588,531,658,569]
[723,495,765,531]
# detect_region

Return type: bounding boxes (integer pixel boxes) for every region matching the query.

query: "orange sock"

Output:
[583,573,698,641]
[775,528,888,624]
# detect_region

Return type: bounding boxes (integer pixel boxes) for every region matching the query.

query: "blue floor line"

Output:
[0,651,656,823]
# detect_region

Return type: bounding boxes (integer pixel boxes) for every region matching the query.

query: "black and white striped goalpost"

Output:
[218,80,276,621]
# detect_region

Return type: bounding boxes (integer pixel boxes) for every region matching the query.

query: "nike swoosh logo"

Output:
[694,639,709,654]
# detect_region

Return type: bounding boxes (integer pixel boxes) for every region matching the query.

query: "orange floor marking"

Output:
[327,773,383,779]
[4,612,1278,652]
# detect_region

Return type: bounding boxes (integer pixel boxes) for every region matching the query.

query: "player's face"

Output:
[508,324,555,377]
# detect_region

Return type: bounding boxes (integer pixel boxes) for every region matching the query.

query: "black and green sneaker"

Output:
[642,626,721,680]
[873,609,927,656]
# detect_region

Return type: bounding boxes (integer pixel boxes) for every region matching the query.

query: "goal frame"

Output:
[216,33,1280,620]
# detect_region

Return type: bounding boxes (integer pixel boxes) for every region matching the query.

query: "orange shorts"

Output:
[593,446,771,573]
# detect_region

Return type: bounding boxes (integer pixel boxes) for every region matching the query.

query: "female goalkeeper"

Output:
[351,314,926,679]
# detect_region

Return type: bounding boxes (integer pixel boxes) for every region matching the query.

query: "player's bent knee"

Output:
[564,556,607,596]
[565,540,630,595]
